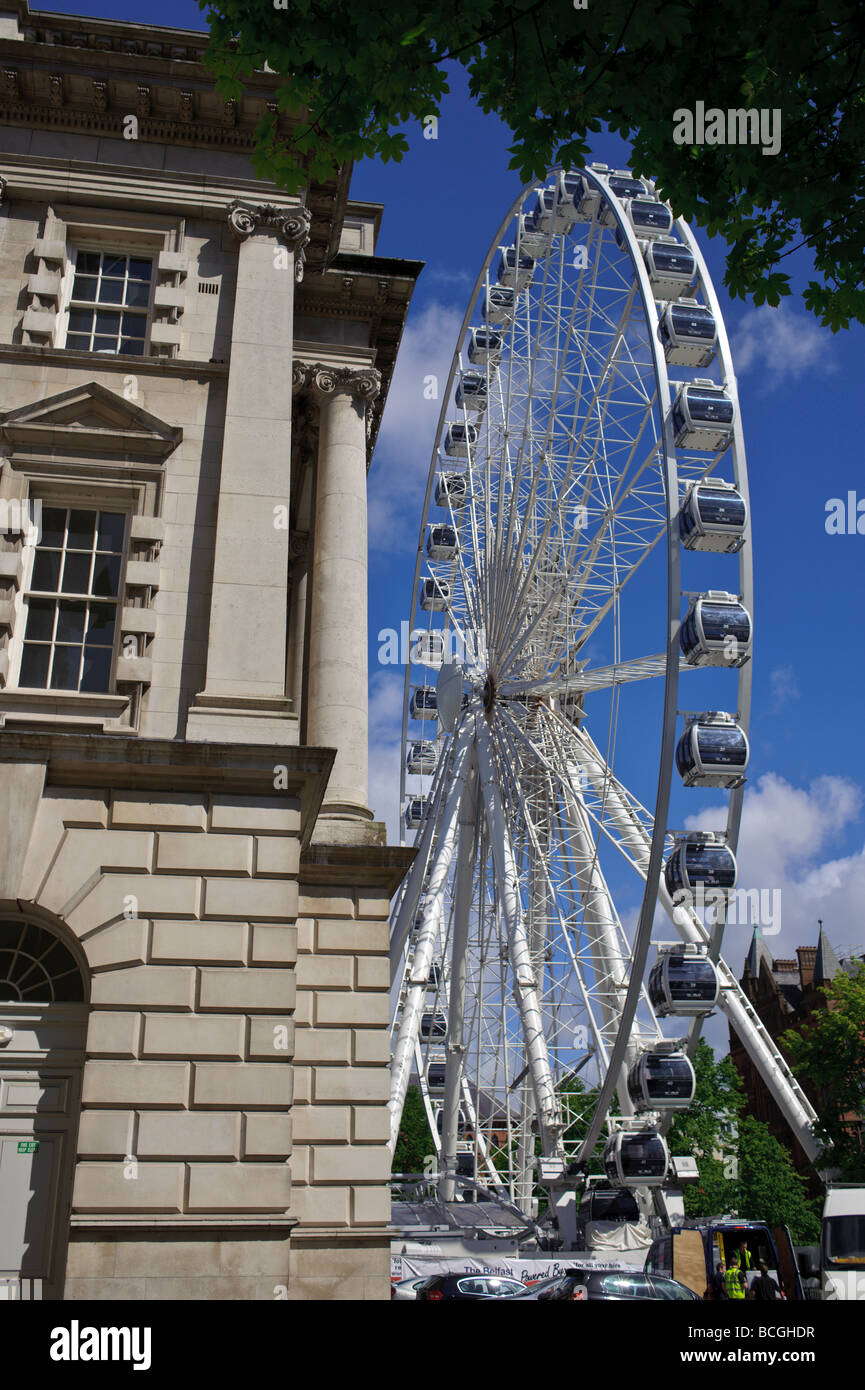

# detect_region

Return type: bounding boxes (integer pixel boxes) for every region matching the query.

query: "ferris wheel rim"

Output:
[392,161,754,1201]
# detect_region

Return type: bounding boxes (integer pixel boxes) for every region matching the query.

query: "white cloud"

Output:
[769,665,799,709]
[683,772,864,964]
[369,299,464,547]
[730,303,836,388]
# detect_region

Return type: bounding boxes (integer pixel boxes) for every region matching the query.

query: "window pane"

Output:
[71,274,98,302]
[61,552,92,594]
[31,550,61,591]
[97,513,125,552]
[129,258,153,281]
[101,255,127,276]
[120,312,147,338]
[67,509,96,549]
[120,338,145,356]
[91,554,121,597]
[19,643,50,687]
[76,251,101,273]
[125,281,150,308]
[95,310,121,335]
[67,307,94,333]
[65,334,90,352]
[56,601,87,643]
[80,646,112,693]
[25,597,55,642]
[93,337,118,354]
[39,508,66,547]
[50,646,81,690]
[86,603,116,645]
[97,278,124,305]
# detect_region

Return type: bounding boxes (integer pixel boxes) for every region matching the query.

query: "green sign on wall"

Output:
[17,1140,38,1153]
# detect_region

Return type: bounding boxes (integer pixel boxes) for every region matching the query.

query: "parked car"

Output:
[415,1274,530,1300]
[391,1276,435,1300]
[536,1268,701,1301]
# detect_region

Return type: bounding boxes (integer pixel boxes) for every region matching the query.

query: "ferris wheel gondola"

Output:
[388,162,821,1244]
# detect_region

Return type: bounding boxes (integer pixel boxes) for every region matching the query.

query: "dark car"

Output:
[415,1274,529,1301]
[537,1268,701,1301]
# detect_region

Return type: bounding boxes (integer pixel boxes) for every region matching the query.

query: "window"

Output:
[65,249,154,355]
[0,920,85,1003]
[18,506,126,693]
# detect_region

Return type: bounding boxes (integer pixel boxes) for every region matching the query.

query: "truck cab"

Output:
[821,1183,865,1300]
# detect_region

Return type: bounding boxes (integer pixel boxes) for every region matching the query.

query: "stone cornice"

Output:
[0,342,229,379]
[300,843,416,894]
[0,731,337,848]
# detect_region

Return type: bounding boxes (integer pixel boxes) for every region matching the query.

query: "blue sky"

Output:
[45,0,865,978]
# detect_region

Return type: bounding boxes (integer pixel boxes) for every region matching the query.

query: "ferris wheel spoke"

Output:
[501,650,697,700]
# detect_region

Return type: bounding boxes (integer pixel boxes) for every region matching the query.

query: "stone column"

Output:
[305,364,381,835]
[187,200,310,745]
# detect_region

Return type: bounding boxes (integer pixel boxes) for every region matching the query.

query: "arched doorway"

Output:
[0,916,87,1300]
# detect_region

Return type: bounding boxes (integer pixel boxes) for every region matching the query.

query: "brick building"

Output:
[0,0,418,1298]
[729,921,864,1188]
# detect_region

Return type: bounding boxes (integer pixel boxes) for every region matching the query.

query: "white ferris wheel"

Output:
[388,165,819,1243]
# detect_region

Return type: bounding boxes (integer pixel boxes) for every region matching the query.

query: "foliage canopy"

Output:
[200,0,865,328]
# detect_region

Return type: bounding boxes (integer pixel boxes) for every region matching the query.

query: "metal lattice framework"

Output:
[388,166,819,1235]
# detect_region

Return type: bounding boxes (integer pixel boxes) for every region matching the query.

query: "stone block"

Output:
[156,833,252,875]
[292,1067,310,1104]
[255,837,300,876]
[198,968,295,1013]
[66,874,200,932]
[352,1107,391,1143]
[40,830,154,917]
[296,955,353,989]
[77,1109,136,1156]
[247,1016,295,1060]
[137,1110,240,1158]
[289,1185,349,1227]
[151,919,247,965]
[73,1162,184,1213]
[83,917,148,971]
[314,1147,390,1184]
[187,1162,291,1212]
[83,1061,189,1108]
[353,1031,391,1065]
[86,1011,140,1058]
[353,1187,392,1225]
[192,1062,293,1108]
[111,792,206,830]
[292,1027,350,1065]
[90,965,195,1010]
[296,917,314,952]
[203,876,298,920]
[250,924,297,966]
[299,888,354,919]
[316,919,387,954]
[243,1112,293,1158]
[313,1068,389,1103]
[356,956,390,990]
[290,1105,349,1144]
[356,888,390,918]
[211,795,300,834]
[142,1013,245,1060]
[315,993,389,1027]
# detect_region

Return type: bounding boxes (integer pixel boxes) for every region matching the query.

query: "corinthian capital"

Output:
[307,364,382,405]
[226,201,312,280]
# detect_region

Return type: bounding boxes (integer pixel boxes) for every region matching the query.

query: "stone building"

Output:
[0,0,418,1299]
[729,922,864,1189]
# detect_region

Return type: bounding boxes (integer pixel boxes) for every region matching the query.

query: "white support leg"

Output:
[439,752,478,1203]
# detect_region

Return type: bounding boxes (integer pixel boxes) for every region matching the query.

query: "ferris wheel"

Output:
[388,165,819,1241]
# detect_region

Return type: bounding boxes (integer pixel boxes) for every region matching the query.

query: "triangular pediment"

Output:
[0,382,182,460]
